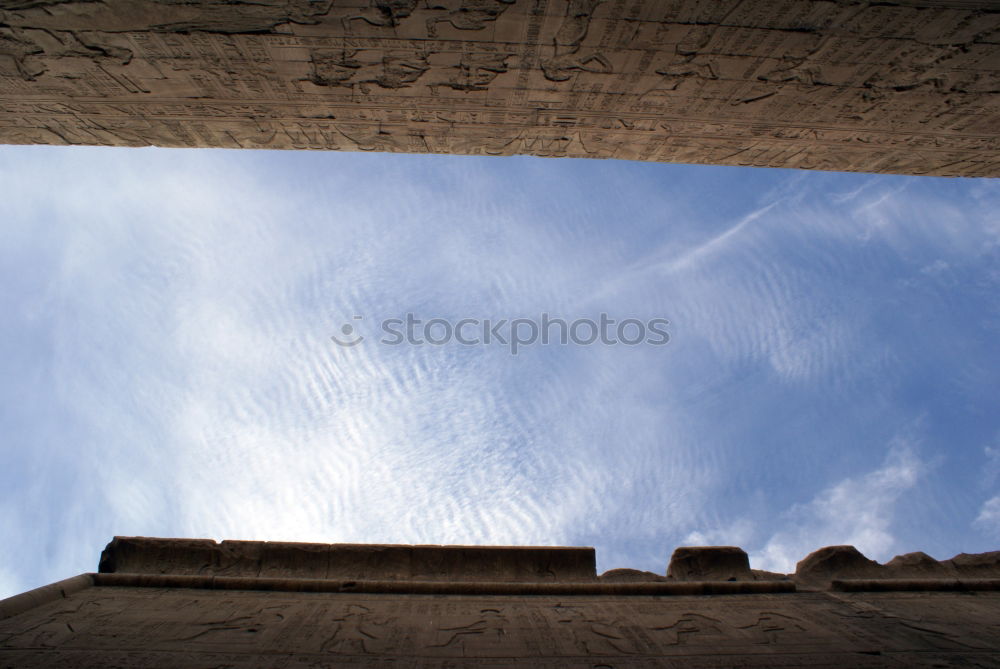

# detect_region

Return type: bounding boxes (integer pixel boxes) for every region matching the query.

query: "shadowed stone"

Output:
[98,536,596,582]
[884,551,954,578]
[667,546,752,581]
[945,550,1000,576]
[599,568,666,582]
[750,568,791,582]
[795,545,883,583]
[98,536,220,575]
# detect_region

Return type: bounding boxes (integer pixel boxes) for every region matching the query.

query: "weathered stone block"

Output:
[1,1,998,176]
[667,546,752,581]
[795,545,883,583]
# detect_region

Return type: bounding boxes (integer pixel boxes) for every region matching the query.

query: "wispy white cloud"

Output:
[683,517,756,549]
[974,496,1000,538]
[973,442,1000,539]
[2,146,999,598]
[1,148,712,591]
[750,440,924,573]
[660,201,780,275]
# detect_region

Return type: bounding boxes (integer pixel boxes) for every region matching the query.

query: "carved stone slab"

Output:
[2,584,999,666]
[97,537,597,582]
[1,1,999,175]
[4,539,1000,666]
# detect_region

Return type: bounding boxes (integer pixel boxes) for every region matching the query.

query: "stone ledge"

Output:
[98,537,597,582]
[794,545,1000,587]
[831,578,1000,592]
[1,1,999,176]
[0,574,93,622]
[90,572,796,596]
[95,537,1000,589]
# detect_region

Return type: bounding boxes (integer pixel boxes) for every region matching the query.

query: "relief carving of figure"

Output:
[169,604,290,645]
[0,124,70,145]
[737,611,808,644]
[649,25,719,92]
[541,49,611,82]
[0,26,44,80]
[366,50,430,89]
[0,26,130,81]
[571,131,632,159]
[520,133,572,157]
[429,608,507,651]
[308,48,363,87]
[651,612,727,646]
[552,605,637,655]
[426,0,516,38]
[447,132,521,155]
[227,120,280,148]
[337,126,412,152]
[0,600,105,648]
[341,0,420,31]
[320,604,389,654]
[0,1,80,9]
[150,0,336,33]
[553,0,604,46]
[541,0,611,82]
[758,34,829,87]
[861,43,961,101]
[307,49,429,93]
[428,51,509,92]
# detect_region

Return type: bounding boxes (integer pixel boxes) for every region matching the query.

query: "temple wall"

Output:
[1,0,998,175]
[4,583,1000,667]
[2,538,1000,667]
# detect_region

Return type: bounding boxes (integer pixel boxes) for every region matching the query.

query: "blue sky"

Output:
[1,145,999,598]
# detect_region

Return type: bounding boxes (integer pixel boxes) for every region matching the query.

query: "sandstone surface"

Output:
[1,1,998,175]
[3,537,1000,666]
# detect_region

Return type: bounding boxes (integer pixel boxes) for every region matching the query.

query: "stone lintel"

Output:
[1,1,999,176]
[98,536,597,582]
[93,537,1000,591]
[89,572,796,596]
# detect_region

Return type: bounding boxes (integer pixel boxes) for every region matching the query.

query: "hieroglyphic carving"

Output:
[0,26,43,80]
[651,612,727,646]
[426,0,517,38]
[0,0,998,175]
[149,0,337,34]
[306,47,431,93]
[343,1,421,31]
[4,586,1000,665]
[737,611,809,644]
[550,603,638,655]
[429,607,508,653]
[429,51,511,92]
[652,25,719,90]
[319,604,390,654]
[541,0,612,82]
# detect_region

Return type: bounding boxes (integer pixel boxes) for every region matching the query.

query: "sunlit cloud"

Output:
[750,440,924,573]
